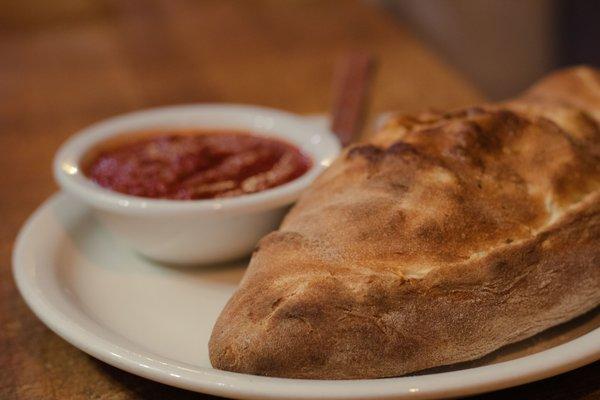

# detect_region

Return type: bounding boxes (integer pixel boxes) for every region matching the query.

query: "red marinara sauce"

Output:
[84,130,312,200]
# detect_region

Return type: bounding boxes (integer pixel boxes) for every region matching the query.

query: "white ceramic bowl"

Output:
[54,104,340,264]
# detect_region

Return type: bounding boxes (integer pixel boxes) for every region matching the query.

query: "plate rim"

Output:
[12,193,600,400]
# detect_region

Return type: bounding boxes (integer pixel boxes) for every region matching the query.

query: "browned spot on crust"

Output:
[386,141,419,156]
[346,144,384,162]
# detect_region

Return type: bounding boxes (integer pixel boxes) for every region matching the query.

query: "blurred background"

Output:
[1,0,598,102]
[386,0,600,98]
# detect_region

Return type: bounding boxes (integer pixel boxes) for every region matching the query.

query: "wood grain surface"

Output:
[0,0,597,399]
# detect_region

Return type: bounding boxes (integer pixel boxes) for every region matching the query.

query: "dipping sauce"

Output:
[84,130,312,200]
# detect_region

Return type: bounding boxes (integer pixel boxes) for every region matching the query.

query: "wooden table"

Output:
[0,1,597,399]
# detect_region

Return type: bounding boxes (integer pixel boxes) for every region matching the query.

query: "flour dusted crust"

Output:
[209,66,600,379]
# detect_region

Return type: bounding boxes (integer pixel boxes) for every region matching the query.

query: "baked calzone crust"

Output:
[209,66,600,379]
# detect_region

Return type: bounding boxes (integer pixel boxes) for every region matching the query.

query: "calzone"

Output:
[209,67,600,379]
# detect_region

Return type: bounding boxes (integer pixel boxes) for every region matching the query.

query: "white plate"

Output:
[13,193,600,399]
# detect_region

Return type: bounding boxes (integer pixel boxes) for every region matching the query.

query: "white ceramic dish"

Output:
[54,104,340,264]
[13,193,600,400]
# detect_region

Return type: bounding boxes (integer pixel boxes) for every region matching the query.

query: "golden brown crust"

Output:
[209,66,600,379]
